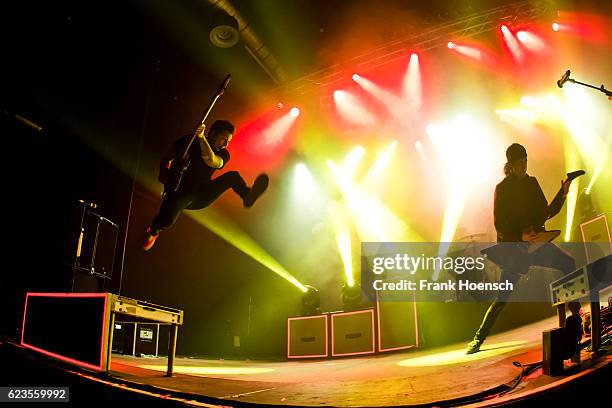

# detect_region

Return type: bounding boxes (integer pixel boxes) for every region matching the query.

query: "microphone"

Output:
[557,70,571,88]
[78,199,97,209]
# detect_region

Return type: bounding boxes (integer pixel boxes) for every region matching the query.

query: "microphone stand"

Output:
[565,75,612,97]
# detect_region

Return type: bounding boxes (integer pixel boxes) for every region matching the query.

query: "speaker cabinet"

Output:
[287,314,328,359]
[580,214,612,263]
[75,211,118,279]
[376,292,419,352]
[331,309,375,357]
[543,327,564,376]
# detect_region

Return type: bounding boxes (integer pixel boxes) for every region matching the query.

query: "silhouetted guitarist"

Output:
[466,143,578,354]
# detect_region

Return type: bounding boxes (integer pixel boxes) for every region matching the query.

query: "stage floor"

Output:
[110,316,610,407]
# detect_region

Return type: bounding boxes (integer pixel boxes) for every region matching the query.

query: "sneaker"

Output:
[143,227,159,251]
[466,339,483,355]
[243,173,269,208]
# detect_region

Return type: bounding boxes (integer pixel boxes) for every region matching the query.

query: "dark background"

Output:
[2,0,608,358]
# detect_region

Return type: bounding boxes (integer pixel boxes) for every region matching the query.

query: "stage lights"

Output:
[301,285,321,316]
[552,22,560,31]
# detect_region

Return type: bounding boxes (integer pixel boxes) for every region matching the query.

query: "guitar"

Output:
[163,74,232,193]
[482,170,585,264]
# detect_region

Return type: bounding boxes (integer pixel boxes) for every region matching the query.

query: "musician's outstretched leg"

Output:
[466,269,520,354]
[143,192,193,251]
[186,171,268,210]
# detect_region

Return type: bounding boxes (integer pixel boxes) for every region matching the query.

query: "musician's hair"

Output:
[504,162,512,176]
[209,120,234,137]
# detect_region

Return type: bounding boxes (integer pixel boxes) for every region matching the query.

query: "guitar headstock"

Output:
[217,74,231,95]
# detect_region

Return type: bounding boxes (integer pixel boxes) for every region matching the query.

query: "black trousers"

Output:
[473,243,576,342]
[150,171,249,234]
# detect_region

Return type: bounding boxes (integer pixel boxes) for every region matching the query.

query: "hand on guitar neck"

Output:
[521,227,539,243]
[554,170,585,202]
[195,123,206,140]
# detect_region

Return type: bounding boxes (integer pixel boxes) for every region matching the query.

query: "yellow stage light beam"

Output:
[550,89,610,210]
[362,141,397,191]
[328,160,387,241]
[427,115,498,279]
[189,208,308,292]
[328,156,422,243]
[585,123,612,195]
[397,340,528,367]
[138,365,275,375]
[343,145,366,178]
[552,88,603,164]
[563,143,580,241]
[496,108,538,122]
[414,140,428,165]
[586,155,606,195]
[131,175,308,293]
[330,207,355,287]
[294,163,317,196]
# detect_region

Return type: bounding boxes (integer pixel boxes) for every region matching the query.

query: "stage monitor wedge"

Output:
[21,293,111,371]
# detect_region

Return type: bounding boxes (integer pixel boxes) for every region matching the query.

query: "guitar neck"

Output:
[550,184,565,205]
[178,74,231,162]
[181,93,225,160]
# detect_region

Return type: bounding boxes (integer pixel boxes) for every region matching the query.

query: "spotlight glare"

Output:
[517,31,527,42]
[352,73,360,81]
[447,41,455,49]
[501,25,509,33]
[290,107,300,117]
[552,22,559,32]
[410,53,418,61]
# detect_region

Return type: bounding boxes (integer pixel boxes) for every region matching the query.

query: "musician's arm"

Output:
[547,180,570,219]
[532,179,550,227]
[158,143,178,184]
[195,125,224,169]
[493,186,512,239]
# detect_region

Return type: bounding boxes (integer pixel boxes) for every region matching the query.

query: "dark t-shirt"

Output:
[493,174,564,242]
[173,134,230,191]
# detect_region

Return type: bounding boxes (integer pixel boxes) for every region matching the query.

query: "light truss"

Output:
[282,0,555,97]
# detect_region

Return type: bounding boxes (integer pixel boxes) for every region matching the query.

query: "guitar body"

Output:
[526,230,560,253]
[481,230,561,267]
[163,158,191,193]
